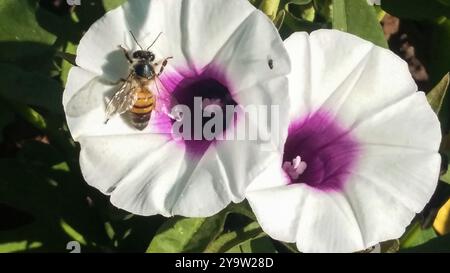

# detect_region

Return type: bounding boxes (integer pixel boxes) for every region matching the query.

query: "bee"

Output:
[105,31,174,130]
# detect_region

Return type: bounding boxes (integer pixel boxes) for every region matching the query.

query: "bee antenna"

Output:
[129,30,143,50]
[146,32,163,50]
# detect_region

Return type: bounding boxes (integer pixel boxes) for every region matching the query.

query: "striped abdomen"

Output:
[130,88,155,130]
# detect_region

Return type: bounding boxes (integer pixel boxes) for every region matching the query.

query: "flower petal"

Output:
[66,0,291,217]
[247,173,364,252]
[209,9,290,93]
[246,160,299,243]
[350,145,441,214]
[64,67,143,140]
[352,92,441,151]
[75,0,280,81]
[78,134,184,216]
[247,29,441,252]
[284,29,417,128]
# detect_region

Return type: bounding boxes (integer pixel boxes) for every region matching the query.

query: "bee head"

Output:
[132,50,155,62]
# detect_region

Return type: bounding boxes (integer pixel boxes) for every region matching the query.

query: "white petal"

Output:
[293,190,365,253]
[166,0,255,72]
[246,185,306,243]
[210,8,290,93]
[285,30,418,129]
[248,144,441,252]
[247,29,441,252]
[351,145,441,214]
[79,133,236,217]
[63,67,139,139]
[172,83,290,216]
[78,134,184,216]
[76,0,177,81]
[246,160,298,243]
[352,92,441,151]
[169,146,237,217]
[247,177,364,252]
[66,0,290,217]
[75,0,286,82]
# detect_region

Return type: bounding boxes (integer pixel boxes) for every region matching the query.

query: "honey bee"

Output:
[105,31,174,130]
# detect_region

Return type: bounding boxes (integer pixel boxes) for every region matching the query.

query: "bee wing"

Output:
[105,75,138,122]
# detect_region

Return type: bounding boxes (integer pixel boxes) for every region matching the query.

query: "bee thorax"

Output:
[134,63,154,79]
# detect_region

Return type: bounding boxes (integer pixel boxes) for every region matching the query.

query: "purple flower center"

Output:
[283,111,361,191]
[160,66,238,157]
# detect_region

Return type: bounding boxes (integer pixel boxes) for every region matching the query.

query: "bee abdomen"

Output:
[130,112,152,130]
[129,91,155,130]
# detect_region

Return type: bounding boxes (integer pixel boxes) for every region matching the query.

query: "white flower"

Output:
[246,30,441,252]
[63,0,290,217]
[367,0,381,5]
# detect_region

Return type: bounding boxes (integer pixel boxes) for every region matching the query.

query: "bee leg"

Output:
[157,56,173,76]
[119,45,133,64]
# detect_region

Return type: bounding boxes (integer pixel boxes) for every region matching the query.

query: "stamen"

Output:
[202,98,224,114]
[283,155,307,180]
[202,98,223,108]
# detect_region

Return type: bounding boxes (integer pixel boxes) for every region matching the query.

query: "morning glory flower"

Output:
[246,30,441,252]
[63,0,290,217]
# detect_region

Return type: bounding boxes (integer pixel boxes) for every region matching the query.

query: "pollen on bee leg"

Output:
[282,155,307,180]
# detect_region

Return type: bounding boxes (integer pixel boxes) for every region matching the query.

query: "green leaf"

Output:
[427,73,449,114]
[147,202,258,253]
[314,0,333,22]
[438,0,450,7]
[0,241,42,253]
[399,221,438,249]
[0,0,57,55]
[441,150,450,184]
[274,10,286,30]
[58,42,77,84]
[12,104,47,130]
[332,0,387,48]
[60,219,87,245]
[381,0,450,21]
[227,201,257,221]
[430,21,450,132]
[279,242,300,252]
[102,0,128,11]
[206,221,264,253]
[226,236,277,253]
[147,213,229,253]
[400,233,450,253]
[285,0,315,22]
[0,158,110,252]
[56,51,77,67]
[260,0,281,20]
[280,0,325,38]
[0,63,63,114]
[380,239,400,253]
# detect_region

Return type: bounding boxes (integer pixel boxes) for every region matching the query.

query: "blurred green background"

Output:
[0,0,449,253]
